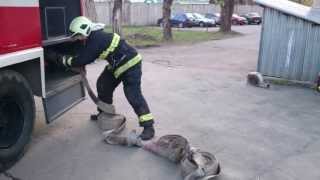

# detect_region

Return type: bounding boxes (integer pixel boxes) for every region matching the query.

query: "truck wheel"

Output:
[0,70,35,171]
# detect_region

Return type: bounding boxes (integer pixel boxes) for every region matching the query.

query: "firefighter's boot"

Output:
[140,125,155,141]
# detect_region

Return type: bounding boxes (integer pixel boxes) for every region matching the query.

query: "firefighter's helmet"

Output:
[69,16,93,37]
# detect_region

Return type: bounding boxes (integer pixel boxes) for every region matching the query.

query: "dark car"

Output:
[206,13,247,26]
[205,13,221,25]
[157,13,196,28]
[241,12,262,25]
[232,14,248,25]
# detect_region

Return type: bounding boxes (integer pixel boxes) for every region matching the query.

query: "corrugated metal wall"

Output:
[258,7,320,83]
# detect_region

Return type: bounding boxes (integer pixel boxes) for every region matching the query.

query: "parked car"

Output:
[232,14,248,25]
[241,12,262,25]
[157,13,196,28]
[190,13,216,27]
[205,13,221,25]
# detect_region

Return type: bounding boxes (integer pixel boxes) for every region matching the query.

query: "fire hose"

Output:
[78,67,126,134]
[103,131,221,180]
[77,68,221,180]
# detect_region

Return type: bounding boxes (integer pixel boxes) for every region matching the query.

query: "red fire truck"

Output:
[0,0,86,168]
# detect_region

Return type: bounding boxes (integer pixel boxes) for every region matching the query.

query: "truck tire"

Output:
[0,70,35,172]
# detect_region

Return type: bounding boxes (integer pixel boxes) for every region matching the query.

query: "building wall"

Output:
[258,7,320,83]
[95,2,263,26]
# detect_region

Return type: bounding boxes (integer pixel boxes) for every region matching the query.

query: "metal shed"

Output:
[255,0,320,84]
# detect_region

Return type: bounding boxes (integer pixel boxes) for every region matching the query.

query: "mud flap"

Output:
[43,74,85,123]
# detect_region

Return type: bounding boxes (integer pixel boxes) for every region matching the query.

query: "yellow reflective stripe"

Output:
[139,113,154,122]
[114,54,142,78]
[99,33,121,59]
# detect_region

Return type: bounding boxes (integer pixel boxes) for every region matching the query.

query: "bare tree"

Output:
[290,0,313,6]
[220,0,235,32]
[162,0,174,41]
[112,0,123,36]
[83,0,98,22]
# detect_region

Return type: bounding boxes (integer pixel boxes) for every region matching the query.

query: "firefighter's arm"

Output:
[61,40,101,67]
[61,52,97,67]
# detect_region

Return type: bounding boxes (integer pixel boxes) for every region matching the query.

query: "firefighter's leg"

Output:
[121,63,155,140]
[97,66,121,104]
[91,66,121,120]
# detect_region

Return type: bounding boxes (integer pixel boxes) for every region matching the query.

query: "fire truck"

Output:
[0,0,86,168]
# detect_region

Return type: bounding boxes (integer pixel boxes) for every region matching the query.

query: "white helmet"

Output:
[69,16,93,37]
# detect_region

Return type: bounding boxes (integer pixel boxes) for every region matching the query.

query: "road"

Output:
[2,25,320,180]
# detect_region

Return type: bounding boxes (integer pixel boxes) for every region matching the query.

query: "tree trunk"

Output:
[220,0,235,33]
[112,0,123,36]
[162,0,174,41]
[83,0,98,22]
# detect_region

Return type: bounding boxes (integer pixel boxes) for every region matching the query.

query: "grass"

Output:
[104,26,240,48]
[265,77,316,89]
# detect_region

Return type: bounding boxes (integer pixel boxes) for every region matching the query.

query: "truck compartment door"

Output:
[43,72,85,123]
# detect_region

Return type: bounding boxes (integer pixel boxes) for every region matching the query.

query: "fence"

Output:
[95,2,263,26]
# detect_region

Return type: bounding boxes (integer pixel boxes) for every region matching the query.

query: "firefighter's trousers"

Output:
[96,62,154,127]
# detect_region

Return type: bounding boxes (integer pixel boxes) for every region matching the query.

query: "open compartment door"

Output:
[43,71,86,124]
[39,0,85,123]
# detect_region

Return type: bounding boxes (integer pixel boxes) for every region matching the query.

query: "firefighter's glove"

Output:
[45,51,72,68]
[59,55,74,68]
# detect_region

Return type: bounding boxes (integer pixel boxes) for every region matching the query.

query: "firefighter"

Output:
[59,16,155,140]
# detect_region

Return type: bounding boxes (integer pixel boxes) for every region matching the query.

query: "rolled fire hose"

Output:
[102,130,143,147]
[102,132,221,179]
[78,68,126,134]
[78,69,221,179]
[143,135,191,163]
[181,148,221,180]
[102,133,190,163]
[247,72,270,88]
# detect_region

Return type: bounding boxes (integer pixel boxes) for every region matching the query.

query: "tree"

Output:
[290,0,313,6]
[219,0,235,32]
[112,0,123,36]
[162,0,174,41]
[83,0,98,22]
[210,0,235,32]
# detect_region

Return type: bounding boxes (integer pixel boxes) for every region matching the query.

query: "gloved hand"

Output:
[59,55,74,68]
[45,50,74,67]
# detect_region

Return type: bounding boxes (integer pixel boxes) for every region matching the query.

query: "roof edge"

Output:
[255,0,320,24]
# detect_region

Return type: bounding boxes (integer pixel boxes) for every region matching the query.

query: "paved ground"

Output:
[2,25,320,180]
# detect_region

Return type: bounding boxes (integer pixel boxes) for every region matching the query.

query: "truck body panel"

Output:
[0,0,41,54]
[0,0,86,123]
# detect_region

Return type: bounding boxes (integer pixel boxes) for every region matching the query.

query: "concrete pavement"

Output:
[2,26,320,180]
